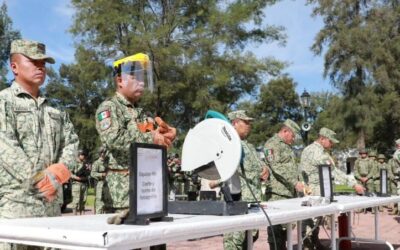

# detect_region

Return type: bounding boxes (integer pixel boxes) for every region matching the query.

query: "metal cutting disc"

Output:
[181,118,241,182]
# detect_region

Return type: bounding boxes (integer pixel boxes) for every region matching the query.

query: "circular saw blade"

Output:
[181,118,241,182]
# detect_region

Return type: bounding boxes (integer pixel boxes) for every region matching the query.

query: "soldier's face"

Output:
[117,73,145,102]
[11,54,46,87]
[233,119,251,139]
[282,129,295,145]
[321,137,333,150]
[360,153,367,158]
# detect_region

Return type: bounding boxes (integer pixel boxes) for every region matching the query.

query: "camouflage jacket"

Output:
[238,140,265,202]
[95,92,153,208]
[354,158,373,180]
[300,141,355,195]
[0,81,79,218]
[264,134,298,201]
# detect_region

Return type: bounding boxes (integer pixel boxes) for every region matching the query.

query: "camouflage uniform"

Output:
[299,127,355,250]
[71,159,91,214]
[223,140,264,250]
[95,92,153,211]
[0,81,78,220]
[387,158,398,196]
[223,110,264,250]
[354,157,374,192]
[392,149,400,212]
[374,156,392,193]
[264,131,299,250]
[91,155,110,214]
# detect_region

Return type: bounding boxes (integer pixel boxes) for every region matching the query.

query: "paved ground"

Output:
[63,206,400,249]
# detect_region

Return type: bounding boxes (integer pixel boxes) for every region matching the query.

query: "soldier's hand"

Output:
[155,117,177,142]
[34,163,71,202]
[152,131,170,147]
[353,184,365,195]
[260,167,269,181]
[107,209,129,225]
[295,182,304,192]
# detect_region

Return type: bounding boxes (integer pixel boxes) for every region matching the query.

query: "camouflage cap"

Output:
[359,149,368,154]
[283,119,301,135]
[10,39,55,64]
[227,110,254,121]
[369,150,377,157]
[378,154,386,160]
[396,138,400,145]
[319,127,339,143]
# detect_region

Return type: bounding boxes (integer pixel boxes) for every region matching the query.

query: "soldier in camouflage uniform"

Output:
[0,39,79,249]
[223,110,268,250]
[264,119,304,250]
[374,154,392,194]
[299,128,363,250]
[95,53,176,224]
[368,150,379,192]
[390,139,400,215]
[354,149,375,193]
[90,146,110,214]
[71,150,91,215]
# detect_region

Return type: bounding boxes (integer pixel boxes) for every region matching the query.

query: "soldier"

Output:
[71,149,91,215]
[95,53,176,224]
[390,139,400,215]
[354,149,374,193]
[264,119,304,250]
[223,110,268,250]
[90,146,110,214]
[299,127,364,250]
[374,154,391,193]
[0,39,78,249]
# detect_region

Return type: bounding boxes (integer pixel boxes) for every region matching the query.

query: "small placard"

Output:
[318,164,334,202]
[125,143,168,225]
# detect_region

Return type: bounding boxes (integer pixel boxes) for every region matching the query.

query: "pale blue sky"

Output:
[5,0,334,94]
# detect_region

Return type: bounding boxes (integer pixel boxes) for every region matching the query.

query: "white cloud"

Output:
[53,0,74,18]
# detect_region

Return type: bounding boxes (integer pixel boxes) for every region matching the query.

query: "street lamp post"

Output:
[300,89,311,145]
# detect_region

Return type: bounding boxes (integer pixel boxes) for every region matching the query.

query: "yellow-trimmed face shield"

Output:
[113,53,154,93]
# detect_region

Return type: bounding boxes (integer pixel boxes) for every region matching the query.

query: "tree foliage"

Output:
[247,76,301,146]
[0,2,20,89]
[44,46,112,157]
[68,0,286,149]
[308,0,400,151]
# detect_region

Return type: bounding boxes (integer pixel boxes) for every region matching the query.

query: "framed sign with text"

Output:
[124,143,169,225]
[318,164,334,202]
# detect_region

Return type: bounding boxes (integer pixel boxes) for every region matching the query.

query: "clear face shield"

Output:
[113,53,154,93]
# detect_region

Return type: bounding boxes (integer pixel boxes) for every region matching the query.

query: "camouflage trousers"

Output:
[302,217,322,249]
[223,230,259,250]
[71,182,87,213]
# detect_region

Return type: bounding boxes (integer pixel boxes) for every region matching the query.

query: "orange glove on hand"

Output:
[34,163,71,202]
[155,117,177,143]
[137,118,155,133]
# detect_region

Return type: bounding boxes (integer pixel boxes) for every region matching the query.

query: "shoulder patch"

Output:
[265,148,274,162]
[98,110,111,121]
[99,118,112,131]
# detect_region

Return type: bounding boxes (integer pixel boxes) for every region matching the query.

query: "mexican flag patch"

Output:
[97,110,110,121]
[265,148,274,162]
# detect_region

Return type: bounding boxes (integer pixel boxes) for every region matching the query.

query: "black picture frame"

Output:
[318,164,334,202]
[379,169,390,197]
[124,143,169,225]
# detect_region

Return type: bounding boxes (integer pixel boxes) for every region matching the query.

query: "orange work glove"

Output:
[155,117,177,142]
[137,118,155,133]
[34,163,71,202]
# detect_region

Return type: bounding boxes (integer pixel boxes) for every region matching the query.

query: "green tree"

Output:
[247,75,301,146]
[44,46,112,158]
[308,0,389,149]
[69,0,286,148]
[0,2,20,89]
